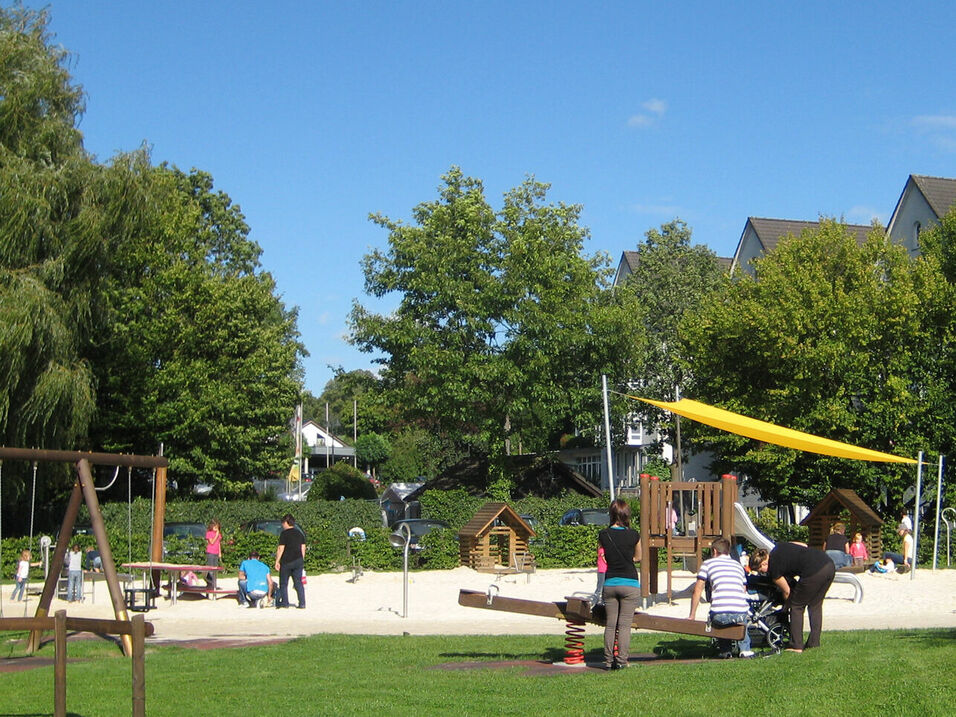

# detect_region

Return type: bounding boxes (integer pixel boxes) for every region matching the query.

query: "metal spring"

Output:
[563,620,586,665]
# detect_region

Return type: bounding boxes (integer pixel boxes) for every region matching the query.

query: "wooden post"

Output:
[76,459,134,656]
[29,481,83,653]
[720,474,736,541]
[131,614,146,717]
[150,464,168,591]
[54,610,67,717]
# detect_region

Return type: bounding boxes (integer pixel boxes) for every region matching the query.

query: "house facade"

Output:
[301,420,355,472]
[886,174,956,257]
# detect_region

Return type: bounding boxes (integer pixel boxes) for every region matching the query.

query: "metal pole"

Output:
[602,375,615,501]
[912,451,923,581]
[353,399,358,468]
[933,455,944,570]
[401,523,410,618]
[674,386,683,481]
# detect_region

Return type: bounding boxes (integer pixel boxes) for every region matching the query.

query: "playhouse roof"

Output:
[799,489,884,527]
[459,502,536,539]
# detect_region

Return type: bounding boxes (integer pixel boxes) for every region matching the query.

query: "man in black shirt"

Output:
[274,513,307,609]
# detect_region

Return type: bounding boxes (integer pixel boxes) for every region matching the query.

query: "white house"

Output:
[886,174,956,257]
[300,420,355,472]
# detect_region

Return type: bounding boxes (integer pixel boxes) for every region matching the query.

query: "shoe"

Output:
[717,652,733,659]
[784,648,803,653]
[739,651,755,658]
[614,662,629,669]
[296,605,306,609]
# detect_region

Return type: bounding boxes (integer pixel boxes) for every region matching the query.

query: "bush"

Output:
[308,462,377,501]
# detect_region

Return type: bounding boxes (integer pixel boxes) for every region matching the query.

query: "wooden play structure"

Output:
[639,473,737,599]
[0,611,153,717]
[459,502,536,575]
[0,447,170,657]
[800,488,883,564]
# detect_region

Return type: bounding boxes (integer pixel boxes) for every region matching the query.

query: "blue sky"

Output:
[24,1,956,394]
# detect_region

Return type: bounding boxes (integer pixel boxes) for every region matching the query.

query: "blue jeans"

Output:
[12,578,26,601]
[711,611,751,654]
[67,570,83,601]
[238,580,269,606]
[826,550,852,569]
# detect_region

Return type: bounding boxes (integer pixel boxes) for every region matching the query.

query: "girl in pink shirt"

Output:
[205,519,222,588]
[849,532,868,566]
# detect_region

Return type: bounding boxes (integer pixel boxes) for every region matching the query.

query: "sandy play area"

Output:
[8,564,954,644]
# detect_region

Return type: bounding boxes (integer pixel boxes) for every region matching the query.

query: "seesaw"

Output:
[458,588,744,665]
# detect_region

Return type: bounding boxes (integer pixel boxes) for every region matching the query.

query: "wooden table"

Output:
[122,562,224,605]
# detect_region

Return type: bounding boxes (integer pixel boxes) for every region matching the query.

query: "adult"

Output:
[689,537,754,658]
[823,522,852,569]
[237,550,274,608]
[275,513,307,609]
[205,519,222,589]
[749,542,835,652]
[597,499,641,670]
[67,544,83,602]
[882,527,914,570]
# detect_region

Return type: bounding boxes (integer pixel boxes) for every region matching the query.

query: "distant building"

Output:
[301,420,354,471]
[730,217,871,276]
[886,174,956,257]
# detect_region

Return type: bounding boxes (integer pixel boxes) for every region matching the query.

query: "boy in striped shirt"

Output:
[689,537,754,658]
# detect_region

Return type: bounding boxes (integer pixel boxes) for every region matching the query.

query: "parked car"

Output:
[162,522,207,562]
[239,520,306,539]
[558,508,610,527]
[390,519,450,551]
[277,482,311,502]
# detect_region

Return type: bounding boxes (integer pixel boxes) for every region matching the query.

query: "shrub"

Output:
[308,462,377,501]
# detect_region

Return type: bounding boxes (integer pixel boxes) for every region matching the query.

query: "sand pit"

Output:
[10,565,953,645]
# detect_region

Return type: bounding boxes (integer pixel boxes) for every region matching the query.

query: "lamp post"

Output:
[388,522,412,618]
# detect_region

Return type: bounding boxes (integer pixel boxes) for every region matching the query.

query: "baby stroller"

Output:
[743,574,790,653]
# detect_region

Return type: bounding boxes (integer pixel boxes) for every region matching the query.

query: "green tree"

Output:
[620,219,727,470]
[681,219,937,507]
[355,432,390,479]
[88,160,305,495]
[309,367,380,438]
[349,167,645,464]
[0,5,96,453]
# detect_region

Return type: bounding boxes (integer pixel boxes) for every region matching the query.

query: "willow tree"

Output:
[0,6,98,450]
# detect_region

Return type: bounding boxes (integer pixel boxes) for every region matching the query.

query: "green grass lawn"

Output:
[1,629,953,716]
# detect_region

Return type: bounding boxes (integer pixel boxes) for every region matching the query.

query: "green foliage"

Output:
[354,432,391,475]
[682,220,934,508]
[307,367,380,438]
[349,166,646,460]
[308,461,377,501]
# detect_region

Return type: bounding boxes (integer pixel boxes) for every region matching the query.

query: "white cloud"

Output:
[847,205,887,225]
[912,114,956,129]
[628,98,667,128]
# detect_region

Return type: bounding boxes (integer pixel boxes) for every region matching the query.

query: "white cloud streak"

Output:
[628,98,667,128]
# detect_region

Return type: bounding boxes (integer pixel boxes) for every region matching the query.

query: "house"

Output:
[730,217,872,276]
[886,174,956,257]
[300,420,355,471]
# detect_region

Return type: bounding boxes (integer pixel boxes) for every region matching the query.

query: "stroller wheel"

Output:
[766,620,789,652]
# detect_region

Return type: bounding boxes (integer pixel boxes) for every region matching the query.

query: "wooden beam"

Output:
[458,590,569,620]
[54,611,66,717]
[0,446,167,468]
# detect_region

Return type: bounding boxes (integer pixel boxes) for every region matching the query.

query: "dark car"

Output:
[162,522,207,562]
[558,508,610,527]
[390,519,450,551]
[239,520,306,539]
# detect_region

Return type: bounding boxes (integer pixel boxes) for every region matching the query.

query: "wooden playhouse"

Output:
[459,502,536,573]
[800,488,883,564]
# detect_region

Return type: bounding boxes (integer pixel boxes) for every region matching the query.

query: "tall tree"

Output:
[89,160,305,495]
[0,5,97,453]
[619,219,726,466]
[349,167,645,462]
[310,367,379,438]
[680,220,938,507]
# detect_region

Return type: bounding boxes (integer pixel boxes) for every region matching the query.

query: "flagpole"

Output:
[602,375,615,501]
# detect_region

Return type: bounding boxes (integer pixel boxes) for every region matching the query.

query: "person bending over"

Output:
[749,542,835,652]
[238,550,274,607]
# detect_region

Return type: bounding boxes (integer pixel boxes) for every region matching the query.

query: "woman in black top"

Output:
[597,499,641,669]
[749,542,835,651]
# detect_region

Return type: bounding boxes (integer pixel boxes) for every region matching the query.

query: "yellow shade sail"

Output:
[632,396,918,465]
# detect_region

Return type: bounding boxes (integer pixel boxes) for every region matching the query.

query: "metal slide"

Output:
[733,503,863,603]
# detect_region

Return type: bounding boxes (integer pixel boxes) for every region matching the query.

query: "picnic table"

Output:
[122,562,226,606]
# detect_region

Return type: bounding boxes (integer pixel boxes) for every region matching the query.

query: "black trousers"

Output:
[788,561,835,649]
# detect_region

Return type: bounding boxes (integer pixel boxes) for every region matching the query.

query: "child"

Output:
[205,519,222,589]
[67,543,83,602]
[12,549,39,601]
[594,545,607,605]
[849,532,868,566]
